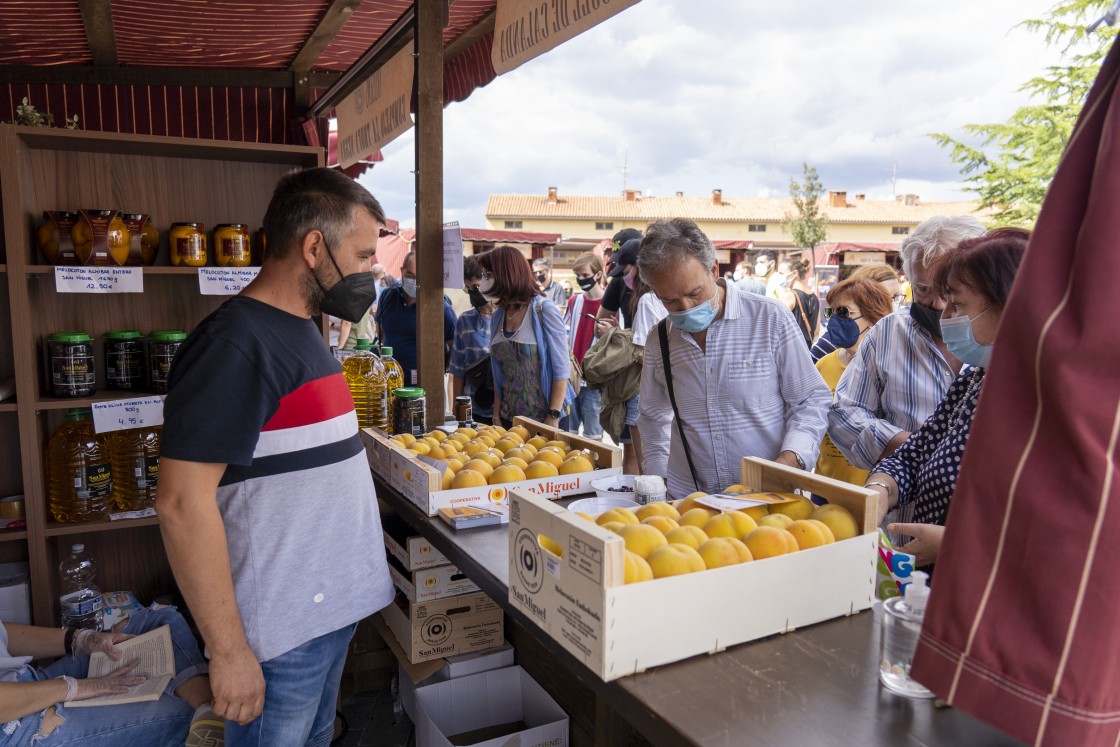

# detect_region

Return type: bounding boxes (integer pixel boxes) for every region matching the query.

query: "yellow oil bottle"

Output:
[109,425,161,511]
[47,409,113,523]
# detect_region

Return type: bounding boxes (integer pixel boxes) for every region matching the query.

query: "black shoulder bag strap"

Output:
[658,320,700,491]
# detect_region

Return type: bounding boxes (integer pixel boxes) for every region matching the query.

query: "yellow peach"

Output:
[647,544,706,577]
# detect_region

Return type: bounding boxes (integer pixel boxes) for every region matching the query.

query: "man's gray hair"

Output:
[899,216,986,279]
[636,218,716,283]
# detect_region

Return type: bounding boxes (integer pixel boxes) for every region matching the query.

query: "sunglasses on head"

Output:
[825,306,862,321]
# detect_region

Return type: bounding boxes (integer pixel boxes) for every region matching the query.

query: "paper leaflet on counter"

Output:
[67,624,175,707]
[696,491,801,512]
[876,530,916,601]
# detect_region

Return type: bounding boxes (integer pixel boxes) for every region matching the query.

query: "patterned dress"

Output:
[875,367,986,527]
[490,311,546,422]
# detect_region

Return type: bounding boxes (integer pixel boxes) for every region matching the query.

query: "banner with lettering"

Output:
[492,0,641,75]
[335,43,415,169]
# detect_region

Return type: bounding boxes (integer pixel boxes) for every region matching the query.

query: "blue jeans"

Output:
[3,606,206,747]
[225,623,355,747]
[620,394,640,444]
[567,386,603,439]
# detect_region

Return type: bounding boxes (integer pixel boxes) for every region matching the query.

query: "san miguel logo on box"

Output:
[526,478,582,495]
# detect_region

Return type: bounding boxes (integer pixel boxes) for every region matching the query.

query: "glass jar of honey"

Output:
[119,214,160,265]
[72,211,130,266]
[169,223,206,267]
[214,224,251,267]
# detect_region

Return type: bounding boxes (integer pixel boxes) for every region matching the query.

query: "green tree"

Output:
[785,163,829,272]
[932,1,1115,226]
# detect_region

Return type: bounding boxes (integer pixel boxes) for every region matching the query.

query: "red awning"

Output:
[0,1,499,145]
[460,228,561,244]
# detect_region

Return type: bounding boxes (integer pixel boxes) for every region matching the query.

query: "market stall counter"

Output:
[372,474,1022,747]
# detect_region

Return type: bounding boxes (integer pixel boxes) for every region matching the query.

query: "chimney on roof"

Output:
[547,186,558,204]
[903,193,920,206]
[712,189,723,206]
[675,191,684,198]
[624,189,639,201]
[855,193,866,202]
[828,190,847,208]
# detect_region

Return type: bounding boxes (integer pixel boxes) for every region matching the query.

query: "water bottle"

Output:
[59,543,103,630]
[879,569,934,698]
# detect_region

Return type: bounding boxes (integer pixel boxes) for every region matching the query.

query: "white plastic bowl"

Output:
[568,495,640,514]
[588,474,638,500]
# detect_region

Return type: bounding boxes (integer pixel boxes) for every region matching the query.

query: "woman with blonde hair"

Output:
[564,252,607,439]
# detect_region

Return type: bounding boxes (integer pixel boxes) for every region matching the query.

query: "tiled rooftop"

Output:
[486,192,989,225]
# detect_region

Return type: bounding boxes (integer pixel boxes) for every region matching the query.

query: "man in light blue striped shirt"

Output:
[636,219,830,499]
[828,216,985,472]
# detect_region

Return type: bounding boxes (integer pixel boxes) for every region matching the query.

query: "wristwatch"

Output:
[791,452,806,470]
[548,408,562,420]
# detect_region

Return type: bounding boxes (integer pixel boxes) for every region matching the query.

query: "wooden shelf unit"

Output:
[0,125,322,625]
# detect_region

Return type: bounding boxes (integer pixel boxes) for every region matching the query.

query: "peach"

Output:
[647,543,706,578]
[810,504,859,541]
[640,516,680,534]
[703,512,758,540]
[664,525,709,550]
[624,550,654,583]
[698,537,753,568]
[617,524,669,559]
[635,502,681,522]
[744,527,793,560]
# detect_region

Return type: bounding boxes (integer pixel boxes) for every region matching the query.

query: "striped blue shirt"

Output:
[828,311,958,470]
[638,282,831,499]
[448,308,494,419]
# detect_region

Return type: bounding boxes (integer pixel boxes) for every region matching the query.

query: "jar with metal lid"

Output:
[119,214,159,265]
[214,223,251,267]
[169,223,206,267]
[149,330,187,394]
[72,211,130,266]
[104,330,145,391]
[47,332,96,398]
[392,387,426,438]
[454,395,473,427]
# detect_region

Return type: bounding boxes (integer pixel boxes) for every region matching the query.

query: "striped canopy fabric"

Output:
[911,32,1120,747]
[0,0,498,145]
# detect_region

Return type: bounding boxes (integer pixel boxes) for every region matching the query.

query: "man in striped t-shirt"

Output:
[158,169,393,746]
[636,219,831,499]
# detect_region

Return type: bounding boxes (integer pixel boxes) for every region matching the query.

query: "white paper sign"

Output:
[697,494,771,512]
[198,267,260,295]
[443,222,464,290]
[54,266,144,294]
[91,396,164,434]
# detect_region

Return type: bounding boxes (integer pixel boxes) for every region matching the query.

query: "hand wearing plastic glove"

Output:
[61,660,146,702]
[72,629,134,660]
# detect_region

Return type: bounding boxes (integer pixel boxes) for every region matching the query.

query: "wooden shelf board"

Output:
[0,263,7,273]
[0,529,27,543]
[36,391,160,410]
[25,265,214,275]
[0,401,17,413]
[44,515,160,536]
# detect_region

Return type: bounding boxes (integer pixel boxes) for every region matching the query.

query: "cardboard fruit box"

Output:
[380,589,506,664]
[507,457,879,681]
[365,417,622,517]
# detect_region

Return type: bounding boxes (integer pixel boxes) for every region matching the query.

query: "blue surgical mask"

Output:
[667,289,719,333]
[940,308,993,367]
[401,278,417,298]
[826,314,862,349]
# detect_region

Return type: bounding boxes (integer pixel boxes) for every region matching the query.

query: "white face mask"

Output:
[479,276,500,302]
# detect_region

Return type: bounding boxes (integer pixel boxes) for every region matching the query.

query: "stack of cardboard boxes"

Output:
[377,514,569,746]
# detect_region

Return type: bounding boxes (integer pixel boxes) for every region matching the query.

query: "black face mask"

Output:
[535,272,547,284]
[467,286,489,309]
[576,275,597,292]
[910,301,943,340]
[312,241,377,323]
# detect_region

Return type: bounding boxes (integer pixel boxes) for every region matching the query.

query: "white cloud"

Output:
[360,0,1074,228]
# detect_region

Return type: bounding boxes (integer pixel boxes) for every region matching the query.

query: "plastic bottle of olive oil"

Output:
[343,339,383,430]
[47,409,113,523]
[379,346,405,434]
[109,425,161,511]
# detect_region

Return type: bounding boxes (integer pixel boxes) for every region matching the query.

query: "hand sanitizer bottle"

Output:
[879,570,935,698]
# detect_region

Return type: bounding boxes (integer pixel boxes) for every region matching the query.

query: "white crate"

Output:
[507,457,878,681]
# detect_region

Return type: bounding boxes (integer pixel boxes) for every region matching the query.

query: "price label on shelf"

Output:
[198,267,260,295]
[54,266,144,294]
[91,396,164,434]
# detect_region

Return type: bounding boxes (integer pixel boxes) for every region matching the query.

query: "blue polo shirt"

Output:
[374,284,457,385]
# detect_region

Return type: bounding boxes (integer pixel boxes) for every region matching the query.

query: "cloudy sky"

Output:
[359,0,1076,229]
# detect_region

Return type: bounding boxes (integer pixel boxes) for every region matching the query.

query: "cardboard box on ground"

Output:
[414,666,568,747]
[362,417,623,517]
[507,457,880,681]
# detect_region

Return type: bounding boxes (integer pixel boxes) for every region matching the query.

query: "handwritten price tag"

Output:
[54,266,144,294]
[198,267,260,295]
[91,396,164,434]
